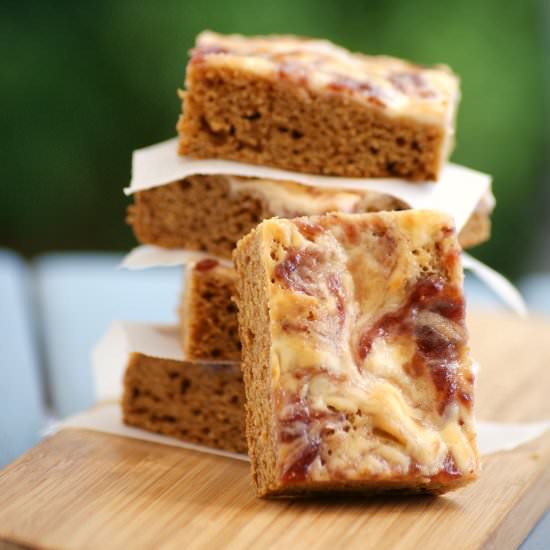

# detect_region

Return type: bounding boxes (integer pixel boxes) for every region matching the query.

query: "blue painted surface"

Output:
[464,273,513,312]
[34,253,181,417]
[520,274,550,318]
[520,506,550,549]
[0,250,45,467]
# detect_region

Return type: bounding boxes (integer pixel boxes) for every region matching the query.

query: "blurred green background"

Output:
[1,0,548,279]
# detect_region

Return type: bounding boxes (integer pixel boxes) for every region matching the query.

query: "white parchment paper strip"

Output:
[477,420,550,455]
[48,403,248,462]
[119,245,527,316]
[92,321,238,402]
[120,245,233,270]
[126,138,491,232]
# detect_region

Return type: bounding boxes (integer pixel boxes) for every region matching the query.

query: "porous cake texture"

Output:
[127,175,492,256]
[180,258,240,361]
[122,352,246,454]
[233,211,479,496]
[178,31,460,180]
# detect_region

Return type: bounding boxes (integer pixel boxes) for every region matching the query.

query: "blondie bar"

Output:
[180,258,240,361]
[233,211,479,496]
[127,175,491,256]
[178,31,459,180]
[122,352,246,453]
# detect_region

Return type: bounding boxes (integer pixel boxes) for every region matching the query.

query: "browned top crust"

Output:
[189,31,460,128]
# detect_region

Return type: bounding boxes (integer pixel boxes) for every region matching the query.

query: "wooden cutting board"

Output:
[1,311,549,550]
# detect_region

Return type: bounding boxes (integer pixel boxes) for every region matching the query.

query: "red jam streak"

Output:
[281,438,321,483]
[327,77,373,93]
[357,276,469,414]
[273,247,324,296]
[278,400,311,445]
[277,394,345,483]
[281,321,309,333]
[389,72,436,99]
[190,45,229,63]
[458,390,472,406]
[430,453,463,484]
[342,221,360,245]
[194,258,219,272]
[274,244,346,333]
[326,273,345,329]
[327,78,387,107]
[277,61,309,86]
[293,219,325,240]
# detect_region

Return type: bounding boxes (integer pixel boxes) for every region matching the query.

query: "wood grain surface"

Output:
[0,311,549,550]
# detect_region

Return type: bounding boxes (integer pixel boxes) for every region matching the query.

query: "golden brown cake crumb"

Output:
[178,31,460,180]
[180,259,241,361]
[127,175,491,256]
[234,211,479,497]
[122,352,246,454]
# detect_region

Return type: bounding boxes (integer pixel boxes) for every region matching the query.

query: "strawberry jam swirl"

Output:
[357,276,468,414]
[194,258,220,272]
[276,390,346,483]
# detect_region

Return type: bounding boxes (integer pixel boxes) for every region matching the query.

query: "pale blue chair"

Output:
[0,250,45,467]
[520,274,550,318]
[34,253,182,417]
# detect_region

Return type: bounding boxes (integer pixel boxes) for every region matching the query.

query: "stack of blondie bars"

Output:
[116,31,491,496]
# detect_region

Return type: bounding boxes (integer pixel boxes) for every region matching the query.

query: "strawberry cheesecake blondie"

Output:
[233,210,479,496]
[178,31,460,180]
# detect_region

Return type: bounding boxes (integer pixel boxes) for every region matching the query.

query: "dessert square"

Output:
[122,352,246,453]
[178,31,460,180]
[233,210,479,496]
[180,258,240,361]
[127,175,491,256]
